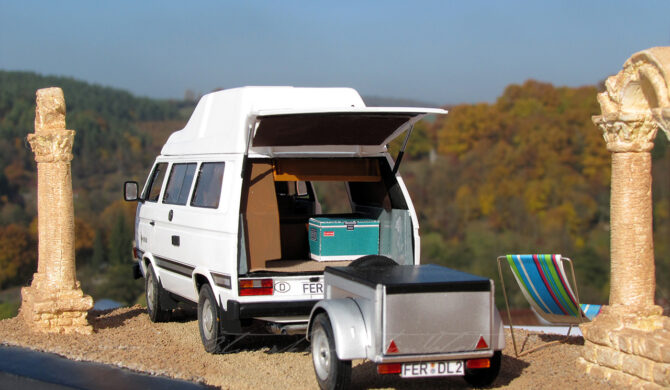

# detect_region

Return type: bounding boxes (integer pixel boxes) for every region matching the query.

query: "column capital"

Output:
[27,129,75,163]
[651,107,670,140]
[592,112,658,153]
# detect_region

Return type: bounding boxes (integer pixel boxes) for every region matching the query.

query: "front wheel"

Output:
[145,264,171,322]
[197,284,228,354]
[311,313,351,390]
[463,350,502,388]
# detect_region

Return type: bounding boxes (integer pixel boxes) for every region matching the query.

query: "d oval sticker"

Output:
[274,282,290,293]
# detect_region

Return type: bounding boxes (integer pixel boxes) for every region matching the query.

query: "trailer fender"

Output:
[307,298,368,360]
[491,309,506,350]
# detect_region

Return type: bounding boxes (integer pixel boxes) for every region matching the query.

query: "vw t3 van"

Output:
[124,86,446,353]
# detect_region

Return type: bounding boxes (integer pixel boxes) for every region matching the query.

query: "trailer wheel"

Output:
[311,313,351,390]
[145,264,171,322]
[348,255,398,268]
[463,350,502,388]
[197,284,228,354]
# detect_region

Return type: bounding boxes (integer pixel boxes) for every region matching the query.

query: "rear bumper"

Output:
[373,349,494,364]
[227,299,319,319]
[221,299,319,333]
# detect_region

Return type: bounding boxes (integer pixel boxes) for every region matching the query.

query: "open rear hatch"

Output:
[250,107,447,154]
[241,107,447,275]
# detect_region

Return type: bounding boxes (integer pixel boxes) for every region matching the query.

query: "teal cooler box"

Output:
[309,217,379,261]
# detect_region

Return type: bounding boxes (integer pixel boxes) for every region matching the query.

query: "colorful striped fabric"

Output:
[506,254,601,324]
[580,303,602,321]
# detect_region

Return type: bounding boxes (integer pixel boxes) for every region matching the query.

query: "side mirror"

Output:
[124,181,140,201]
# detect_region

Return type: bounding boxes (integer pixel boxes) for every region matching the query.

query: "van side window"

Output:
[191,162,225,208]
[144,162,168,202]
[163,163,197,205]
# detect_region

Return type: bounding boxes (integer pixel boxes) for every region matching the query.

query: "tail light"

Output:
[132,247,141,260]
[466,358,491,369]
[239,279,274,296]
[377,363,401,374]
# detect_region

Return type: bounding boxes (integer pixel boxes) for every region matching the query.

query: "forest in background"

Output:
[0,71,668,317]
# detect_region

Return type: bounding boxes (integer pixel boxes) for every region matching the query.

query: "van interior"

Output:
[238,157,415,275]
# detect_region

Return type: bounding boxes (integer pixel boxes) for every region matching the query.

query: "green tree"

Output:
[91,229,106,269]
[107,212,131,265]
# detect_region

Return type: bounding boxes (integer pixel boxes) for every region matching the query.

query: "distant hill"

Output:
[0,71,189,131]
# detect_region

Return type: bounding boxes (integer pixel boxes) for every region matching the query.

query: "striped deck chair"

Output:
[497,254,602,357]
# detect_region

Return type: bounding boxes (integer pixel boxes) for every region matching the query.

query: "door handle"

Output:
[149,221,155,226]
[168,210,174,221]
[171,235,180,246]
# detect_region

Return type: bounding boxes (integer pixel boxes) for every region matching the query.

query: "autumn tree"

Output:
[410,80,618,304]
[0,224,36,288]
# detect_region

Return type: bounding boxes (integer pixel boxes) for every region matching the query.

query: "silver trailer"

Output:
[306,257,505,389]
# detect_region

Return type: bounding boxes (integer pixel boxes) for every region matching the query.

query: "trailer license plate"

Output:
[401,361,464,378]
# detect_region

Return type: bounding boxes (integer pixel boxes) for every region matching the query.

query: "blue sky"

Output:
[1,1,669,105]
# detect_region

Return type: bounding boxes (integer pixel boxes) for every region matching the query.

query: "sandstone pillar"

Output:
[597,112,660,312]
[20,87,93,334]
[578,48,670,388]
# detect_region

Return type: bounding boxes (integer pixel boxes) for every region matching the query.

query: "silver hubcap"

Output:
[202,298,215,340]
[312,325,331,380]
[147,273,155,311]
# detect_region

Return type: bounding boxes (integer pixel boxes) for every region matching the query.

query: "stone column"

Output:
[578,48,670,388]
[20,87,93,335]
[596,112,660,312]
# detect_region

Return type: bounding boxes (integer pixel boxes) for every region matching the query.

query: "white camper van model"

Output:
[124,86,447,353]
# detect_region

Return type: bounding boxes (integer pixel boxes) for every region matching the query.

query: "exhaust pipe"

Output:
[267,323,308,336]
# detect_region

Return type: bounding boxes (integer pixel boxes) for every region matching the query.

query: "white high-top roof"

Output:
[160,86,446,156]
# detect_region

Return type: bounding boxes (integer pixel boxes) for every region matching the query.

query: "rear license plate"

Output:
[301,282,323,295]
[401,361,464,378]
[272,279,324,297]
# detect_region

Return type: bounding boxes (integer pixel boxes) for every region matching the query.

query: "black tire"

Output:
[348,255,398,268]
[310,313,351,390]
[145,264,171,322]
[197,284,228,354]
[463,350,502,388]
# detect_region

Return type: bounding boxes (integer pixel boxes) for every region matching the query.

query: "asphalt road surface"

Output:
[0,345,214,390]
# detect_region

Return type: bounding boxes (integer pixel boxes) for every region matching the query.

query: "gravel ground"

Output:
[0,306,619,389]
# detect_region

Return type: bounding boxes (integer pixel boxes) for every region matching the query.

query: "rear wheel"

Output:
[348,255,398,269]
[197,284,228,354]
[463,350,502,388]
[145,264,171,322]
[311,313,351,390]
